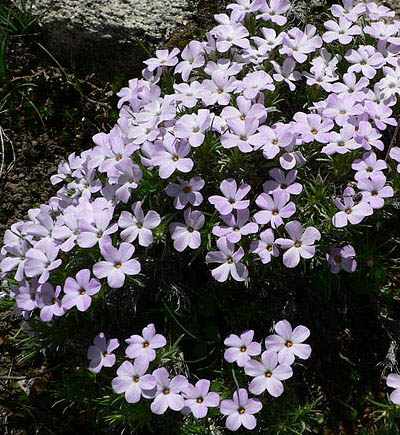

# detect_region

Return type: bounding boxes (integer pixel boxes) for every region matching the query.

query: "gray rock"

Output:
[25,0,197,76]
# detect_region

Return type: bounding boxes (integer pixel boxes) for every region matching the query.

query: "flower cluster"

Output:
[2,0,400,325]
[90,320,310,431]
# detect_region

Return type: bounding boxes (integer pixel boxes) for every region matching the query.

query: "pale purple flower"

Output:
[128,119,160,145]
[173,81,207,108]
[112,159,143,204]
[387,373,400,405]
[201,71,236,106]
[209,179,250,215]
[206,237,248,282]
[252,27,283,54]
[25,240,62,284]
[326,245,357,274]
[389,147,400,173]
[174,41,205,81]
[214,23,250,53]
[221,96,267,122]
[250,229,279,264]
[144,48,180,72]
[271,58,301,91]
[112,359,156,403]
[165,177,204,209]
[276,221,321,268]
[77,209,118,248]
[352,151,387,181]
[302,64,337,91]
[323,94,364,126]
[322,125,360,155]
[52,211,80,252]
[257,0,290,25]
[174,109,211,147]
[244,350,293,397]
[135,96,176,126]
[379,66,400,101]
[345,45,385,79]
[365,101,397,131]
[0,238,30,281]
[355,121,384,151]
[149,368,188,414]
[365,2,395,21]
[332,187,374,228]
[331,0,365,22]
[282,150,306,169]
[118,201,161,246]
[265,319,311,365]
[263,168,303,196]
[26,210,55,241]
[254,191,296,228]
[182,379,220,418]
[280,26,323,64]
[224,330,261,367]
[212,209,258,243]
[152,136,193,179]
[330,72,369,101]
[253,124,294,160]
[293,113,333,143]
[93,242,141,289]
[15,279,38,312]
[87,332,119,373]
[62,269,101,312]
[364,22,398,43]
[236,70,274,100]
[169,208,205,252]
[125,323,167,361]
[221,118,263,153]
[323,17,361,45]
[38,283,65,322]
[220,388,262,431]
[357,173,394,209]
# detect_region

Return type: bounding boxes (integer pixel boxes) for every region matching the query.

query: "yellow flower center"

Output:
[172,156,179,162]
[143,341,150,348]
[115,263,122,268]
[227,257,234,264]
[193,127,200,133]
[240,346,247,352]
[285,341,293,348]
[346,209,352,214]
[163,388,170,395]
[137,222,144,229]
[294,242,302,248]
[272,211,279,216]
[265,371,272,377]
[238,407,246,414]
[79,290,86,295]
[134,376,140,383]
[183,187,191,193]
[196,397,204,403]
[267,245,273,252]
[272,140,279,145]
[311,129,318,135]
